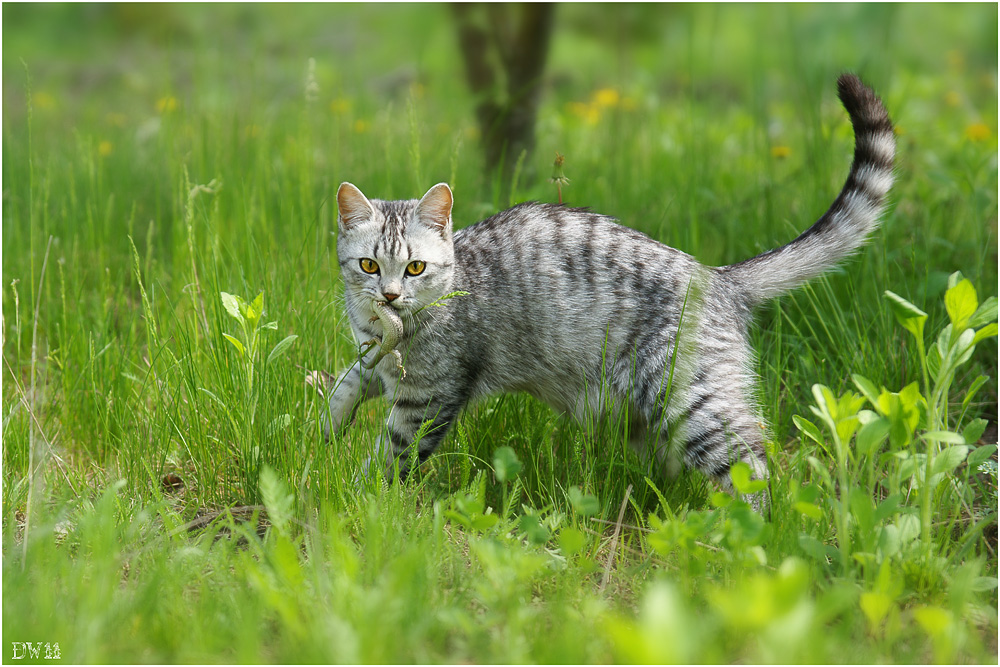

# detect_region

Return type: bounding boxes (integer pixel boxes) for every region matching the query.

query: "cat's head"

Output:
[336,182,455,317]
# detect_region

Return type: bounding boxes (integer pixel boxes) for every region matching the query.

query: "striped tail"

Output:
[722,74,895,305]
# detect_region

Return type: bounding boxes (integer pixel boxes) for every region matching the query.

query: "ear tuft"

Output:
[337,182,375,230]
[414,183,453,233]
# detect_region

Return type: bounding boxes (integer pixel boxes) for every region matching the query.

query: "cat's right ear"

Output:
[337,182,376,230]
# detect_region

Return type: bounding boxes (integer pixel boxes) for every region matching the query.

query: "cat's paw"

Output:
[304,368,337,398]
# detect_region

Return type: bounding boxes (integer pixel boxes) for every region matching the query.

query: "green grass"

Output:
[3,4,997,663]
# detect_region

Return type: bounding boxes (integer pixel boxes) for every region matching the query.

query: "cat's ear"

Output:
[337,182,376,230]
[414,183,453,235]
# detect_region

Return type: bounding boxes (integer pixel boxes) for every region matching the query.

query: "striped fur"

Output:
[325,75,895,512]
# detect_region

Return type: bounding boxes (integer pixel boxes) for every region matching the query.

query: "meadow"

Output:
[2,3,998,663]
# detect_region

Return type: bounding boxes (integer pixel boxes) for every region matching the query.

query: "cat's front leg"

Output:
[359,397,463,482]
[321,360,383,439]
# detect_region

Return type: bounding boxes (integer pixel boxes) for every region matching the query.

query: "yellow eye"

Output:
[359,258,379,274]
[405,260,426,277]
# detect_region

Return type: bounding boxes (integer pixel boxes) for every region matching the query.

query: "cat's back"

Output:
[444,201,711,409]
[453,201,698,286]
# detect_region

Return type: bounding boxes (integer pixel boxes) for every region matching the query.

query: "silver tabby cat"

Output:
[324,74,895,512]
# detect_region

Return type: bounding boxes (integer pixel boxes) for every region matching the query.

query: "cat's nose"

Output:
[383,293,400,302]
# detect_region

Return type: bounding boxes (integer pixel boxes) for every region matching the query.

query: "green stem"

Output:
[914,332,935,558]
[833,427,852,575]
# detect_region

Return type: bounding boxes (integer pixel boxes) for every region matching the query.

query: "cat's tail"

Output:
[720,74,895,305]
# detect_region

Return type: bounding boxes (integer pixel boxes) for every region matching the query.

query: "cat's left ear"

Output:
[414,183,453,236]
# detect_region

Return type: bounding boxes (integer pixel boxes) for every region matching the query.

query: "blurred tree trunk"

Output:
[452,3,555,190]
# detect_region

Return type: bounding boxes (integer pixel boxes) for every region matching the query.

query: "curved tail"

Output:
[721,74,895,305]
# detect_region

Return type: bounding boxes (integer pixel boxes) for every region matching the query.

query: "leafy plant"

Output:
[794,272,997,580]
[207,291,298,498]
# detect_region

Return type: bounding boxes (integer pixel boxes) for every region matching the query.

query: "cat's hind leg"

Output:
[675,375,771,513]
[632,360,771,514]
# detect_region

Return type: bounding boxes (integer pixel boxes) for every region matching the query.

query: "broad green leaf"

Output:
[492,446,521,483]
[793,501,823,520]
[221,292,244,323]
[872,493,903,525]
[894,514,920,544]
[519,514,550,545]
[913,606,952,635]
[710,492,733,508]
[247,291,265,325]
[798,533,834,563]
[922,431,965,445]
[876,383,923,448]
[944,278,977,330]
[969,577,999,592]
[896,451,924,481]
[793,415,824,446]
[930,445,969,476]
[952,327,976,367]
[925,344,942,383]
[856,417,890,457]
[222,333,245,356]
[729,461,766,494]
[878,524,901,558]
[860,592,894,632]
[972,322,998,345]
[936,323,954,360]
[961,381,990,434]
[852,374,881,408]
[267,334,298,366]
[795,483,822,505]
[558,526,586,556]
[470,512,499,531]
[568,486,600,517]
[884,290,927,341]
[966,444,997,468]
[850,488,876,532]
[441,509,470,529]
[968,296,998,328]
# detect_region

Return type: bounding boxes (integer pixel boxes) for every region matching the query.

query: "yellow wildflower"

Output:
[330,98,351,114]
[770,145,791,159]
[592,88,620,108]
[353,119,370,134]
[965,122,992,142]
[34,92,56,109]
[156,96,178,113]
[567,101,600,126]
[893,125,906,137]
[98,141,113,157]
[946,50,964,69]
[944,91,961,107]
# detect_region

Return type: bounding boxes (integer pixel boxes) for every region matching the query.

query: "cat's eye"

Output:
[405,260,426,277]
[359,258,379,274]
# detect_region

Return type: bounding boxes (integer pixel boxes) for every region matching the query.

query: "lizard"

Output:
[360,299,406,377]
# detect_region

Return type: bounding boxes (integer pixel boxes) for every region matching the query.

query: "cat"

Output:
[323,74,895,512]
